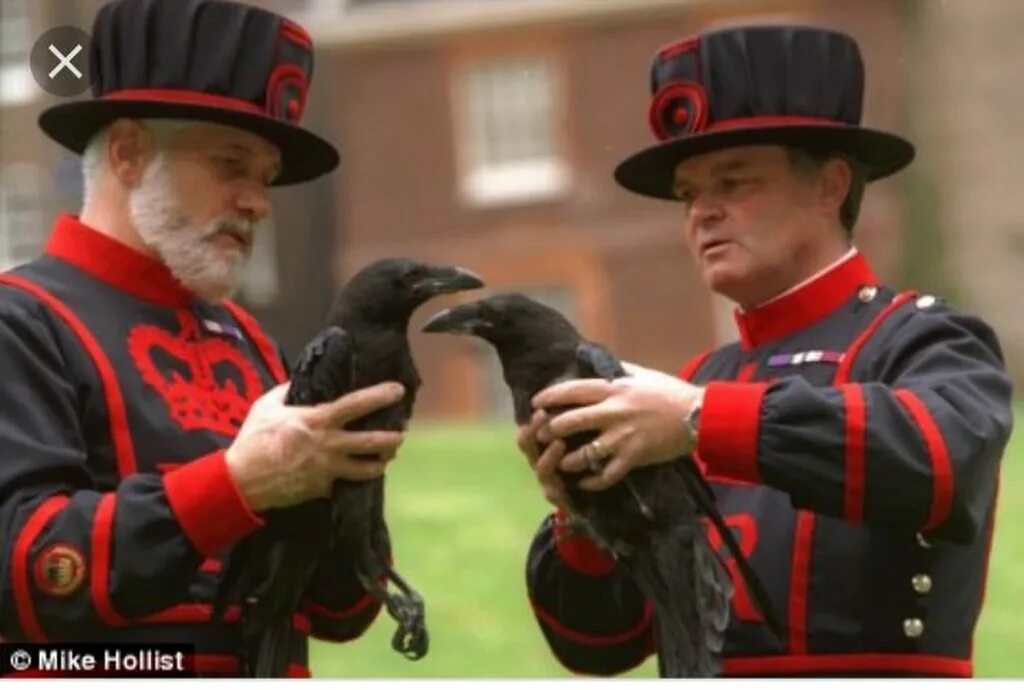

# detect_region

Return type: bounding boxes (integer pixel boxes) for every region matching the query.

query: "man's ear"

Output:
[818,157,852,216]
[105,119,154,187]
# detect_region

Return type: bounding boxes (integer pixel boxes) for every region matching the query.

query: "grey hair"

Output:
[786,147,868,236]
[80,119,191,201]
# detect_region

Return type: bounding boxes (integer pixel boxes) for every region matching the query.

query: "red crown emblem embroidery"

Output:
[128,314,264,436]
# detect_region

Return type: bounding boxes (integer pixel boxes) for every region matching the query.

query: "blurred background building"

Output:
[1,0,1021,419]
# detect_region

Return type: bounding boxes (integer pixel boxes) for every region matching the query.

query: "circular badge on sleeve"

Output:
[33,543,86,597]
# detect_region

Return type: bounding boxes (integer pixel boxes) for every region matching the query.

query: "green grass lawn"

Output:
[312,407,1023,677]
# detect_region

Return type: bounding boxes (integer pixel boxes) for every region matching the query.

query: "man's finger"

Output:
[546,400,617,439]
[308,382,405,427]
[532,379,613,410]
[324,429,404,455]
[264,382,291,404]
[579,455,632,491]
[329,456,388,482]
[535,438,566,477]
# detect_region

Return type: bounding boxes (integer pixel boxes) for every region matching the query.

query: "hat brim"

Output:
[38,99,339,186]
[613,124,915,200]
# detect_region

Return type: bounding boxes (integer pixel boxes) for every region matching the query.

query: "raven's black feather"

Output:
[423,292,783,678]
[215,259,482,676]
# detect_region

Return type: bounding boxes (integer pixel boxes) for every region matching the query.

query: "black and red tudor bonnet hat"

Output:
[614,24,915,200]
[38,0,338,186]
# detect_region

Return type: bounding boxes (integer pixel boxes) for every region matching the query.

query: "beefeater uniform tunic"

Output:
[525,249,1014,677]
[0,216,383,677]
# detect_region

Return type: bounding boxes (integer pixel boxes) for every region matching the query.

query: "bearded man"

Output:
[0,0,406,677]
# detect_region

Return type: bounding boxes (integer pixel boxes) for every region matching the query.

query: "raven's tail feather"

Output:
[624,522,730,678]
[250,617,292,677]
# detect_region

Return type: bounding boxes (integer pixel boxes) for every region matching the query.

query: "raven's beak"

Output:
[413,266,485,298]
[422,303,490,335]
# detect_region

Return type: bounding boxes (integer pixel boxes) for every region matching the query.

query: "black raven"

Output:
[216,258,484,676]
[422,292,782,678]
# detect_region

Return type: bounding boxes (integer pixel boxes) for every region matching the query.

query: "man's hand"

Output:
[530,362,704,491]
[225,381,406,512]
[517,410,570,508]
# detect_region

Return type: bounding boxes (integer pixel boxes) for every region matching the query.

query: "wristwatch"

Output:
[683,389,704,454]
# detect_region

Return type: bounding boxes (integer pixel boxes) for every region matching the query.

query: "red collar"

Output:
[45,214,194,308]
[734,251,877,351]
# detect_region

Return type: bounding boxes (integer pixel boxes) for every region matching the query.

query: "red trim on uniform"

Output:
[788,511,815,654]
[723,653,971,677]
[304,592,377,620]
[531,598,653,646]
[91,494,129,626]
[43,215,193,308]
[223,300,288,383]
[697,382,768,483]
[894,389,954,532]
[103,89,265,116]
[0,273,139,477]
[735,252,877,351]
[182,653,309,677]
[706,115,846,133]
[12,495,69,641]
[552,507,616,577]
[834,291,918,384]
[136,602,310,634]
[736,361,758,382]
[841,384,867,523]
[163,450,264,558]
[677,350,711,381]
[198,557,222,574]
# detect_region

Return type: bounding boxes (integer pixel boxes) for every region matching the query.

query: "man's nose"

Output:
[689,195,726,231]
[235,183,271,222]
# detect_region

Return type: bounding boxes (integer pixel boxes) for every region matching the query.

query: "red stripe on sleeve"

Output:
[894,389,954,532]
[834,291,918,385]
[12,495,69,641]
[841,384,867,523]
[530,598,653,647]
[91,494,129,626]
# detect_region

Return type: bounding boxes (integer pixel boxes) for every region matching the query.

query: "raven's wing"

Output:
[575,341,627,381]
[286,326,356,405]
[214,326,356,676]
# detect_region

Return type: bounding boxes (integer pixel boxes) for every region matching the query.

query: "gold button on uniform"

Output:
[912,574,933,594]
[903,618,925,638]
[858,285,878,303]
[916,295,937,309]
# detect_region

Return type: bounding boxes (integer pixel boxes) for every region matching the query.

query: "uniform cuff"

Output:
[553,508,616,577]
[163,450,264,557]
[697,382,768,483]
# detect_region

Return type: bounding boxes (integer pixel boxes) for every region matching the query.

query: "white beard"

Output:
[128,153,255,303]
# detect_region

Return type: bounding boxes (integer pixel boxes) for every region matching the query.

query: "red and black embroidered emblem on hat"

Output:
[649,81,708,141]
[127,313,264,437]
[266,19,312,124]
[34,544,87,597]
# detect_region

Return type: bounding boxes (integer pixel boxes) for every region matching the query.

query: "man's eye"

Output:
[213,157,246,175]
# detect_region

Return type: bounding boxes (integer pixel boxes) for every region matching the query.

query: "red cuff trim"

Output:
[698,382,768,483]
[303,591,377,620]
[12,495,69,641]
[163,451,264,557]
[553,508,616,577]
[894,390,954,532]
[841,384,867,523]
[531,598,653,646]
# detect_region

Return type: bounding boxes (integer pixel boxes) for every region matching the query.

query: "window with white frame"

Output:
[0,0,36,104]
[480,285,576,419]
[458,54,568,207]
[0,163,45,269]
